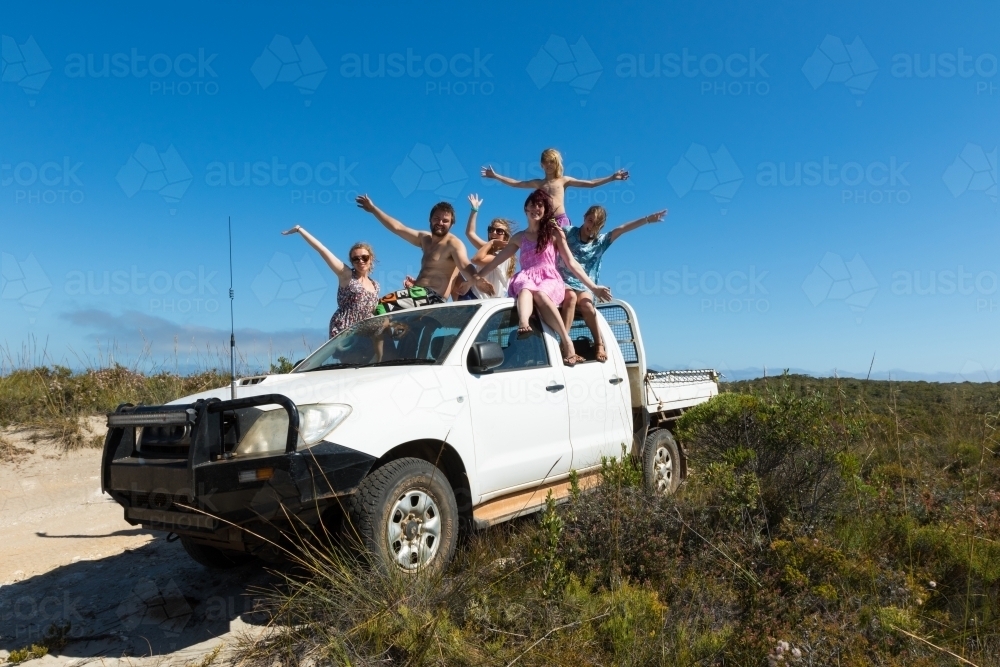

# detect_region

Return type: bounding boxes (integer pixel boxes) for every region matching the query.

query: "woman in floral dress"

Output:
[281,226,380,338]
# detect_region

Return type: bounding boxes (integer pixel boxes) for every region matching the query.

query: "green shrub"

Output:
[676,384,847,526]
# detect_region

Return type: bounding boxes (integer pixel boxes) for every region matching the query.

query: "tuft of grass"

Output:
[6,644,48,665]
[6,624,70,664]
[188,643,223,667]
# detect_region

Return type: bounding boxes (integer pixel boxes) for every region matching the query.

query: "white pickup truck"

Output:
[101,298,717,572]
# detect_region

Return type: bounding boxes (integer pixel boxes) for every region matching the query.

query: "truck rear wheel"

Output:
[346,457,458,575]
[642,429,682,496]
[179,536,252,569]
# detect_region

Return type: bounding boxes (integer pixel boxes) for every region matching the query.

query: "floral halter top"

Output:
[328,270,380,338]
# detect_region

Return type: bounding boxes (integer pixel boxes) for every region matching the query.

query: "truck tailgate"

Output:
[644,369,719,412]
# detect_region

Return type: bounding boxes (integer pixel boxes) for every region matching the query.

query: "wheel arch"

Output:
[373,439,473,529]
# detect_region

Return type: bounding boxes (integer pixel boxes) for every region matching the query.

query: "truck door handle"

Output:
[609,377,624,385]
[546,384,565,392]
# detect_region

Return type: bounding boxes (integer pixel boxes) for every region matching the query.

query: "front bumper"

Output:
[101,394,375,548]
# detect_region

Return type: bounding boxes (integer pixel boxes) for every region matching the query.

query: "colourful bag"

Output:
[374,285,445,315]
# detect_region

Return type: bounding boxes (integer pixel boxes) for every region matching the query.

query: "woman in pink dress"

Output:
[478,190,612,366]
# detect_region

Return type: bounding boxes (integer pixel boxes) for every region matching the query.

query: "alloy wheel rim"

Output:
[387,489,441,570]
[653,446,673,493]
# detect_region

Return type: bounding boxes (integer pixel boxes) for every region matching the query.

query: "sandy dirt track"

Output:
[1,431,275,666]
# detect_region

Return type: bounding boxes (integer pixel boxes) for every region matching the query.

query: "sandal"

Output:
[516,324,533,339]
[595,343,608,363]
[562,354,585,367]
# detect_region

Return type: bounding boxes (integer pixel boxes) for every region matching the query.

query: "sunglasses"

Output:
[350,254,371,263]
[487,226,509,236]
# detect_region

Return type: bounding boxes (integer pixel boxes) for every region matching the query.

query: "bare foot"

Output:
[595,342,607,363]
[517,324,533,339]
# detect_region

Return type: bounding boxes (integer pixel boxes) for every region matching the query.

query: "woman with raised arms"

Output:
[281,225,380,338]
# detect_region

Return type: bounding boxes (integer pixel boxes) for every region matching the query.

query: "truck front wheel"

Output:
[642,429,682,496]
[347,457,458,574]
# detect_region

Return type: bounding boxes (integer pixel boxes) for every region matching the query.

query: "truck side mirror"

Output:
[467,341,504,373]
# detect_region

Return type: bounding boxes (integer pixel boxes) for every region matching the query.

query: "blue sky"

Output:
[1,1,997,380]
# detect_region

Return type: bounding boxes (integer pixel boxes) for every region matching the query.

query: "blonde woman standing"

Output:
[281,225,380,338]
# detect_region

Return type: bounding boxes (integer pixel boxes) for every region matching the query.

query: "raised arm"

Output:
[608,209,667,243]
[470,240,498,267]
[553,230,612,302]
[465,194,487,250]
[281,225,352,283]
[477,233,520,277]
[481,165,543,189]
[563,168,630,189]
[355,194,423,247]
[448,238,495,296]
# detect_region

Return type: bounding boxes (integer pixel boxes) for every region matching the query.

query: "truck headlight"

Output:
[299,403,353,445]
[236,403,352,456]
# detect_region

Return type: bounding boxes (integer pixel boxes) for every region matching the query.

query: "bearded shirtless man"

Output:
[355,195,494,299]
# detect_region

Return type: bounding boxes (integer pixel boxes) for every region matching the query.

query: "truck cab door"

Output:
[464,308,572,500]
[564,313,634,470]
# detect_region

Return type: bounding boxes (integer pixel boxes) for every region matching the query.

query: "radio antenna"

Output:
[228,216,237,399]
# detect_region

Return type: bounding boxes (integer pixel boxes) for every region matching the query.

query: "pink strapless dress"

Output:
[507,235,566,305]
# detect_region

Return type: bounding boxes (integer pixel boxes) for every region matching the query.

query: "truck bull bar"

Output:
[102,394,300,494]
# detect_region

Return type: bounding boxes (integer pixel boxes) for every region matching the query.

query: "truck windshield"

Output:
[293,305,481,372]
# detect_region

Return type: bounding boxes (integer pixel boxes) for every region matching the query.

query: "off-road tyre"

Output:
[642,428,682,496]
[179,536,252,569]
[346,457,458,575]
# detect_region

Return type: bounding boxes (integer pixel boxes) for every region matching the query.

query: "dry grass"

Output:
[235,375,1000,666]
[4,354,999,664]
[0,337,304,451]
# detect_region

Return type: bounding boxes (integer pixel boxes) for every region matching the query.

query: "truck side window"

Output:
[471,308,549,372]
